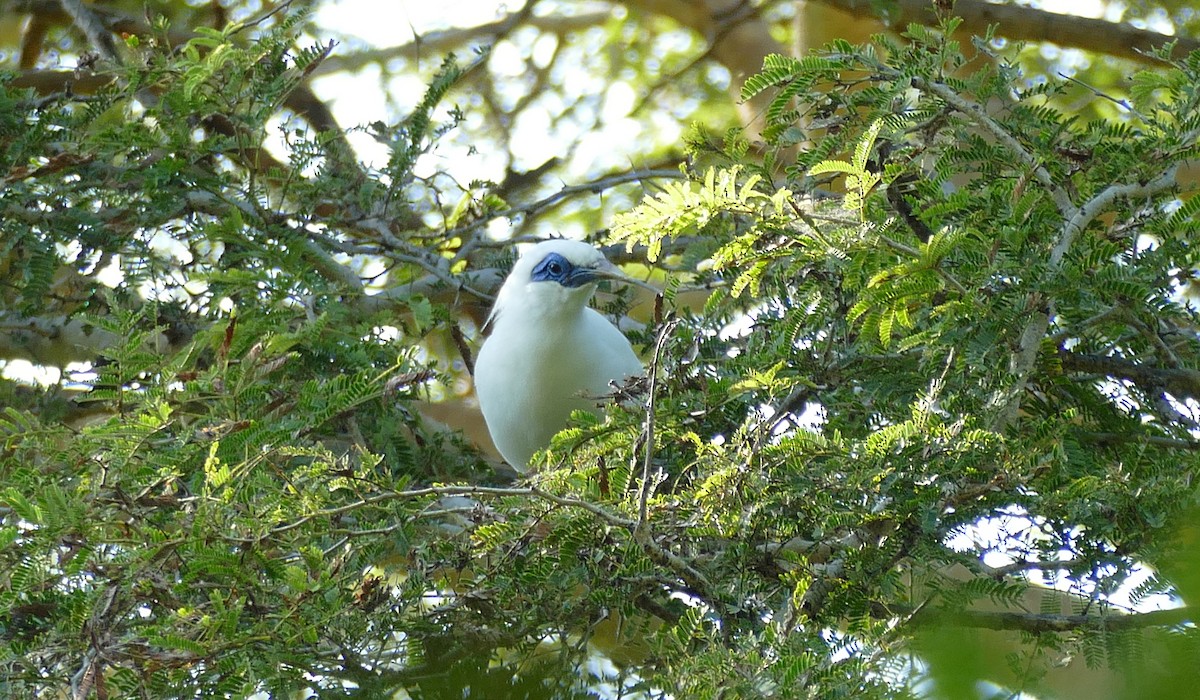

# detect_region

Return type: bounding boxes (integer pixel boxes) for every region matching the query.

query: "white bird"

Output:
[474,240,647,471]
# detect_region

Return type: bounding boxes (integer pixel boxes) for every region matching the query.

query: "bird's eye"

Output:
[531,253,578,284]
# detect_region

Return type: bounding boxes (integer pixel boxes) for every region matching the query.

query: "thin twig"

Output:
[1046,305,1122,343]
[451,168,686,261]
[258,484,636,537]
[876,231,971,295]
[58,0,122,63]
[910,75,1074,217]
[244,478,726,610]
[638,317,679,531]
[1057,72,1138,115]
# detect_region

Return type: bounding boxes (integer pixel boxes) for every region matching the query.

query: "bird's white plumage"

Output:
[474,240,643,470]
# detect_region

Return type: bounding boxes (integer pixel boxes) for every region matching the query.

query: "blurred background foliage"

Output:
[2,0,1200,698]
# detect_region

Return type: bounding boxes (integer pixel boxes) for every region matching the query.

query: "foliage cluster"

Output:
[3,8,1200,700]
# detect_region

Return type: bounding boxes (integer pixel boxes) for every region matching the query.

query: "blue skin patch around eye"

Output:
[530,252,600,288]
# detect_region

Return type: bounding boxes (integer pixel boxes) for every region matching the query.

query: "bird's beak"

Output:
[589,261,659,294]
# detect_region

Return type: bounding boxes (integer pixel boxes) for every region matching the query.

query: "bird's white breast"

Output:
[475,306,641,470]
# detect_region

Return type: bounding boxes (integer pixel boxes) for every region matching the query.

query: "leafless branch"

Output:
[814,0,1200,65]
[310,11,611,77]
[979,556,1103,578]
[637,318,679,530]
[55,0,125,62]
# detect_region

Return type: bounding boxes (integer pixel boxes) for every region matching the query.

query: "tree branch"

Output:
[899,603,1193,634]
[909,75,1072,217]
[0,312,171,366]
[9,16,355,183]
[1080,432,1200,451]
[993,161,1182,430]
[53,0,125,63]
[310,11,611,77]
[450,168,686,262]
[815,0,1200,65]
[978,556,1105,578]
[1053,168,1179,268]
[253,481,724,616]
[637,319,679,530]
[1059,350,1200,400]
[11,0,193,44]
[625,0,785,137]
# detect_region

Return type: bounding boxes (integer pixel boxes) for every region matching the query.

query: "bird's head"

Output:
[488,240,646,326]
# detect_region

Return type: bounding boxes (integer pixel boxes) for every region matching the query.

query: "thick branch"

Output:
[1052,168,1179,267]
[816,0,1200,65]
[994,164,1181,430]
[9,0,194,45]
[1059,350,1200,400]
[977,556,1111,579]
[0,313,171,366]
[901,604,1192,634]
